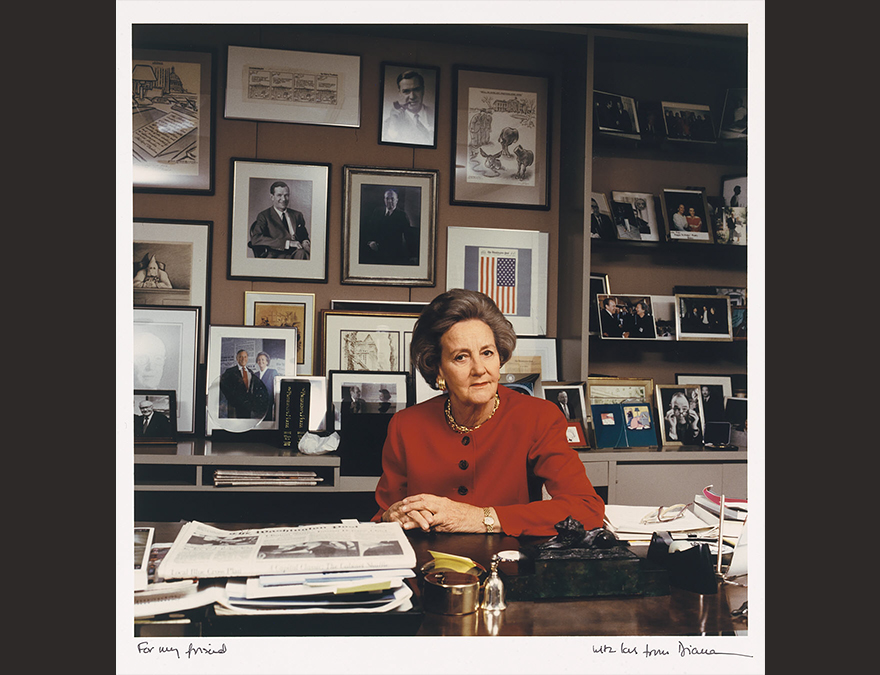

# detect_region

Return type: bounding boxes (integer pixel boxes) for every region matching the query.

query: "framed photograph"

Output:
[610,191,661,242]
[637,100,666,144]
[565,420,589,448]
[228,158,330,282]
[506,336,559,382]
[224,45,360,128]
[320,310,418,377]
[133,306,199,434]
[661,188,714,243]
[542,382,587,423]
[652,295,676,341]
[719,88,748,140]
[446,226,549,336]
[245,291,316,376]
[133,390,177,443]
[724,396,748,433]
[330,299,427,315]
[675,374,733,423]
[674,286,746,308]
[379,63,439,148]
[593,90,640,140]
[134,219,211,361]
[133,48,215,194]
[714,207,747,246]
[451,66,551,209]
[675,294,733,342]
[661,101,717,143]
[205,325,299,435]
[342,166,438,286]
[656,384,706,446]
[274,376,329,433]
[329,370,410,431]
[596,294,658,340]
[588,273,610,336]
[589,193,616,241]
[721,175,747,208]
[587,377,655,409]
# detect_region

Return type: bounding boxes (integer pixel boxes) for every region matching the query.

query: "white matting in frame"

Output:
[321,311,418,377]
[446,226,549,336]
[245,291,316,376]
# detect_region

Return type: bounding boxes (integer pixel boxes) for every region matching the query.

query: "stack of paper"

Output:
[213,469,323,487]
[603,504,716,544]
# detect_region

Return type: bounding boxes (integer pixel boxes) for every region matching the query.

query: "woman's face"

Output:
[437,319,500,410]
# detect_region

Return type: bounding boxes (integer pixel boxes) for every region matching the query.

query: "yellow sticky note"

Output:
[428,550,479,573]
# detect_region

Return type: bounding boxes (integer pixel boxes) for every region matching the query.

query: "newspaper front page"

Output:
[157,521,417,580]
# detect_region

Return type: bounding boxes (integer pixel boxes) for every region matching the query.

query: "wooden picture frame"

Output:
[662,188,714,243]
[245,291,316,376]
[587,377,655,409]
[596,294,659,340]
[379,63,439,148]
[656,384,706,446]
[224,45,360,127]
[342,166,438,286]
[674,294,734,342]
[329,370,411,431]
[133,48,215,194]
[228,158,330,282]
[320,310,418,377]
[133,390,177,443]
[451,66,551,209]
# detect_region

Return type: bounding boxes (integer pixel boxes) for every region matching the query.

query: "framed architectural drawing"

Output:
[320,310,418,377]
[245,291,316,376]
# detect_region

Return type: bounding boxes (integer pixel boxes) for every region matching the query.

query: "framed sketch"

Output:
[542,382,587,424]
[589,192,616,241]
[565,420,589,448]
[719,88,748,140]
[596,294,658,340]
[134,219,211,361]
[661,101,717,143]
[446,226,549,336]
[662,188,714,243]
[451,66,551,209]
[224,45,360,127]
[379,63,439,148]
[675,374,733,424]
[507,336,558,381]
[331,299,427,315]
[329,370,410,431]
[593,90,640,140]
[656,384,706,446]
[320,310,418,377]
[245,291,316,376]
[587,377,655,409]
[675,294,733,342]
[133,48,215,194]
[228,158,330,282]
[589,273,610,336]
[133,390,177,444]
[610,191,661,242]
[274,376,329,432]
[133,306,199,434]
[342,166,438,286]
[205,325,299,435]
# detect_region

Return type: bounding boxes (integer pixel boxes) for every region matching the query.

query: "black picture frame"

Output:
[329,370,411,432]
[134,390,178,444]
[379,63,439,148]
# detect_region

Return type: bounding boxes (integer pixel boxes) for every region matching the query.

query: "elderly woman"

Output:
[373,289,604,537]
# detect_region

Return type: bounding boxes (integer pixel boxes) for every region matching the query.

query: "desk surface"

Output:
[136,522,747,637]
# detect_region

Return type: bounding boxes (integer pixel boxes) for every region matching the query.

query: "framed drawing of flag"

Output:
[446,226,549,336]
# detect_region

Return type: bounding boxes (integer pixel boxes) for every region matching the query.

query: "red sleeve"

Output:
[371,413,407,521]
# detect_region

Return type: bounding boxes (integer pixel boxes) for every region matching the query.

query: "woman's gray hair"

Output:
[411,288,516,390]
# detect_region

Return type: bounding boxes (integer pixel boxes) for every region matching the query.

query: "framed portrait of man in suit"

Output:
[379,63,439,149]
[133,390,177,444]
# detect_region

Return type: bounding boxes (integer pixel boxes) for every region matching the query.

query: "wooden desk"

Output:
[136,522,747,637]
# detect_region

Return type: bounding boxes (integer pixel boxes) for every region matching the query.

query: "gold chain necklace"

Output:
[444,394,500,434]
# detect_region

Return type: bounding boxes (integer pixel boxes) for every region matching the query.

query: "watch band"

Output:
[483,507,495,534]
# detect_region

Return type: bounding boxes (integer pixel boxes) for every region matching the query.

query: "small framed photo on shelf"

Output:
[651,295,677,340]
[565,420,589,448]
[341,165,438,286]
[224,45,361,127]
[541,382,587,424]
[245,291,316,376]
[674,294,734,342]
[329,370,410,431]
[656,384,706,446]
[506,336,559,382]
[451,66,551,210]
[379,63,439,148]
[596,294,658,340]
[133,390,177,443]
[661,101,717,143]
[721,175,747,208]
[228,158,330,282]
[719,88,748,140]
[589,192,617,241]
[134,306,200,435]
[661,188,714,243]
[593,90,640,140]
[133,48,215,194]
[320,310,418,377]
[587,377,655,409]
[610,191,661,242]
[675,374,733,423]
[205,325,299,435]
[588,273,610,335]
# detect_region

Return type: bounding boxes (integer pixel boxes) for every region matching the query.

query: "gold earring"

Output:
[436,376,446,391]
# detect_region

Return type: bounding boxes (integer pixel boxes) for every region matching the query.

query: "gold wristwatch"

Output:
[482,507,495,534]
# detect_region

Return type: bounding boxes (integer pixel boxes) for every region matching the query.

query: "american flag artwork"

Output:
[479,248,517,314]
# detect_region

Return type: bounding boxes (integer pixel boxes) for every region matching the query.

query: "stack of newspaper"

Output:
[153,520,417,616]
[212,469,323,487]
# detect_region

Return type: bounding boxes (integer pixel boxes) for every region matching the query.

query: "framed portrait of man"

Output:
[379,63,439,148]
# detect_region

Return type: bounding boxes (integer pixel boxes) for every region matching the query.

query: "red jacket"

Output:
[373,385,605,536]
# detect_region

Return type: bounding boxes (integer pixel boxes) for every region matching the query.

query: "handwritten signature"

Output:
[593,641,752,658]
[137,641,227,659]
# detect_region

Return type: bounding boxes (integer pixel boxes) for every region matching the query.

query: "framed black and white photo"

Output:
[675,374,733,423]
[224,45,360,127]
[320,310,418,377]
[589,273,610,336]
[342,166,438,286]
[329,370,410,431]
[133,306,199,434]
[596,294,658,340]
[610,191,661,242]
[507,337,559,382]
[245,291,316,376]
[541,382,587,424]
[452,66,551,209]
[656,384,706,446]
[662,188,714,243]
[379,63,439,148]
[722,175,747,208]
[674,294,733,342]
[589,192,616,241]
[133,390,177,444]
[661,101,717,143]
[446,226,549,336]
[593,90,640,140]
[205,325,299,435]
[719,88,748,140]
[134,219,211,361]
[133,48,215,194]
[228,158,330,282]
